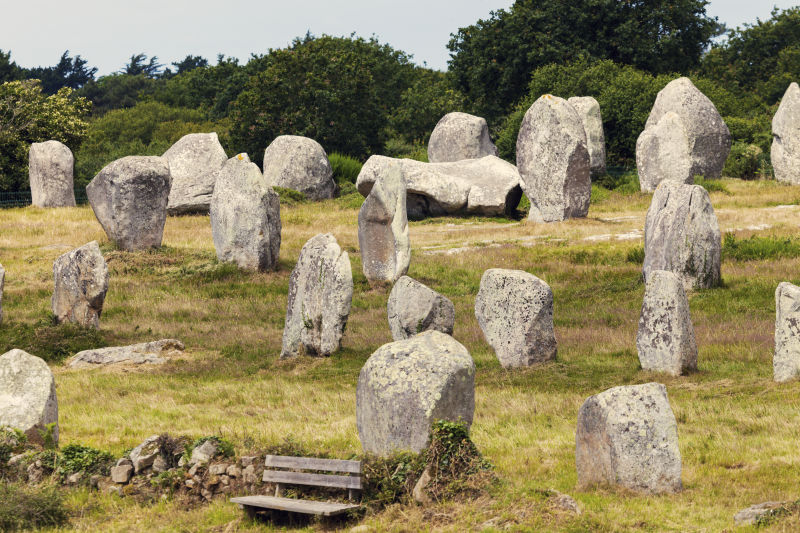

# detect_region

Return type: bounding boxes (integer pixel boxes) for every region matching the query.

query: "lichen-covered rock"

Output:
[774,282,800,382]
[358,163,410,284]
[567,97,606,178]
[475,268,557,368]
[0,349,58,446]
[263,135,336,200]
[164,132,227,215]
[67,339,184,369]
[575,382,682,494]
[28,140,76,207]
[129,435,160,473]
[86,156,172,250]
[516,95,591,222]
[356,331,475,456]
[636,270,697,376]
[734,502,788,526]
[280,234,353,358]
[427,112,498,163]
[643,181,721,290]
[210,154,281,271]
[0,263,4,325]
[636,112,694,192]
[772,83,800,184]
[387,276,454,340]
[51,241,109,329]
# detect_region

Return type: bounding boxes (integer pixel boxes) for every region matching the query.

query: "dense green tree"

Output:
[121,54,164,78]
[77,73,156,115]
[0,50,24,83]
[26,51,97,94]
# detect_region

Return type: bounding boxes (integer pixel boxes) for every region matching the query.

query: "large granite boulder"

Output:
[0,349,58,446]
[358,163,410,285]
[636,112,694,192]
[280,234,353,358]
[427,112,498,163]
[516,95,591,222]
[163,132,227,215]
[28,140,76,207]
[356,331,475,456]
[641,77,731,180]
[263,135,336,200]
[772,82,800,184]
[67,339,184,369]
[575,382,682,494]
[567,97,606,178]
[86,156,172,250]
[210,154,281,271]
[387,276,455,340]
[475,268,557,368]
[637,270,697,376]
[643,181,721,290]
[774,282,800,382]
[356,155,522,219]
[0,263,4,325]
[52,241,109,329]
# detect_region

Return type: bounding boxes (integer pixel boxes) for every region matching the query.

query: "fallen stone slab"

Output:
[66,339,184,369]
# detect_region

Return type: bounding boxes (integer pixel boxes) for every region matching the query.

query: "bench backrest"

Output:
[263,455,363,491]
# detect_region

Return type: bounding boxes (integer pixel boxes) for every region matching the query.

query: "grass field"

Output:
[4,179,800,531]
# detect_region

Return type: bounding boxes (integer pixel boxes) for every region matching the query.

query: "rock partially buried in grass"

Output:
[772,83,800,185]
[163,132,228,215]
[636,112,694,192]
[52,241,109,329]
[774,282,800,382]
[66,339,184,369]
[734,501,789,526]
[567,97,606,179]
[575,382,682,494]
[0,349,58,446]
[387,276,455,340]
[356,331,475,456]
[262,135,336,200]
[28,140,76,207]
[427,112,498,163]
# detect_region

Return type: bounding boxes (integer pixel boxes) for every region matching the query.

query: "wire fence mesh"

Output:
[0,189,88,208]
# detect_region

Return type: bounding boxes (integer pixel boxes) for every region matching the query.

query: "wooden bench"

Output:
[231,455,362,519]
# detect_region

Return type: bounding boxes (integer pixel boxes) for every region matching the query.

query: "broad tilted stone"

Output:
[0,349,58,446]
[643,181,721,290]
[357,331,475,456]
[516,95,591,222]
[772,83,800,184]
[280,234,353,358]
[0,263,4,325]
[387,276,455,340]
[641,77,731,181]
[575,382,682,494]
[637,270,697,376]
[263,135,336,200]
[774,282,800,382]
[52,241,109,329]
[28,140,76,207]
[164,132,228,215]
[129,435,160,473]
[636,112,693,192]
[567,97,606,178]
[358,163,410,285]
[427,112,498,163]
[67,339,184,369]
[210,154,281,271]
[475,268,557,368]
[86,156,172,250]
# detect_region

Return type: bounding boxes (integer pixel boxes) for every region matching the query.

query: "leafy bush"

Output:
[328,152,362,185]
[723,142,772,179]
[273,187,307,206]
[56,444,114,479]
[0,318,108,363]
[0,483,68,531]
[0,428,26,468]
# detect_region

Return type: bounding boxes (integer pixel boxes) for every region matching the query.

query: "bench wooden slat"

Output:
[230,496,359,517]
[264,454,361,474]
[262,469,363,490]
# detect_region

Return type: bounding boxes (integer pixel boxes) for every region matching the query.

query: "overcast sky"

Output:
[1,0,798,75]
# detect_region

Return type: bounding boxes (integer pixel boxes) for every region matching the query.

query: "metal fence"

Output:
[0,188,88,208]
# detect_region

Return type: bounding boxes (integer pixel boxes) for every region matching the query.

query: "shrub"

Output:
[0,483,68,531]
[56,444,114,480]
[723,142,772,179]
[328,152,362,185]
[0,428,26,468]
[0,318,108,363]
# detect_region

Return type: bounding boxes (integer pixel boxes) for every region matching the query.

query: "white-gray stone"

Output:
[67,339,184,369]
[111,464,134,484]
[475,268,557,368]
[427,112,498,163]
[356,331,475,456]
[28,140,76,207]
[387,276,454,340]
[86,156,172,250]
[190,439,218,465]
[52,241,109,329]
[164,132,228,215]
[263,135,335,200]
[0,349,58,446]
[129,435,160,473]
[210,153,281,271]
[280,233,353,358]
[734,501,787,526]
[516,95,591,222]
[772,82,800,184]
[575,382,682,494]
[636,112,694,192]
[774,282,800,382]
[567,97,606,178]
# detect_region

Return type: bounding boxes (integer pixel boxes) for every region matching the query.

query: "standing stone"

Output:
[0,349,58,446]
[280,234,353,358]
[28,140,76,207]
[636,112,694,192]
[427,112,498,163]
[517,95,591,222]
[636,270,697,376]
[643,181,721,290]
[0,263,4,325]
[575,383,682,494]
[164,132,228,215]
[358,163,410,285]
[52,241,109,329]
[356,331,475,456]
[387,276,455,340]
[475,269,557,368]
[567,97,606,178]
[86,156,172,251]
[263,135,336,200]
[774,282,800,382]
[772,83,800,184]
[210,154,281,271]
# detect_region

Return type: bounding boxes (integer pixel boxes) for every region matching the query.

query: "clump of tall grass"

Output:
[723,233,800,261]
[0,483,69,531]
[329,152,363,185]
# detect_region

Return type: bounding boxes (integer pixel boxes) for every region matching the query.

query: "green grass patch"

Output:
[329,152,363,185]
[695,176,731,194]
[273,186,307,206]
[0,318,109,363]
[0,483,69,531]
[722,233,800,261]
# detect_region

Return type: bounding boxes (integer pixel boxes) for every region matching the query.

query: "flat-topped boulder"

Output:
[0,349,58,446]
[29,140,76,207]
[52,241,109,329]
[637,112,694,192]
[427,112,498,163]
[164,132,227,215]
[774,282,800,382]
[772,82,800,184]
[387,276,455,340]
[567,97,606,178]
[263,135,336,200]
[67,339,184,369]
